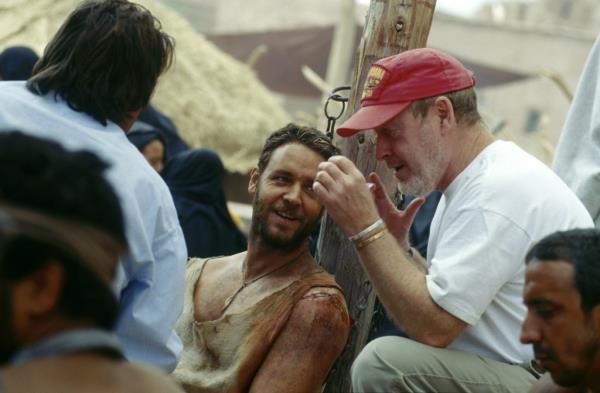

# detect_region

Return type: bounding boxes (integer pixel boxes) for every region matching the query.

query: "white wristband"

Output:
[348,218,385,242]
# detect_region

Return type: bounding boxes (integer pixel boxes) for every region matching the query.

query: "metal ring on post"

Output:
[323,85,352,139]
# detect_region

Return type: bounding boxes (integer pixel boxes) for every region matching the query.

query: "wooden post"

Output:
[318,1,436,392]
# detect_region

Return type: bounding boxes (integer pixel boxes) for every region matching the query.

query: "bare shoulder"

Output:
[187,252,238,270]
[194,252,244,278]
[290,286,350,338]
[248,286,349,392]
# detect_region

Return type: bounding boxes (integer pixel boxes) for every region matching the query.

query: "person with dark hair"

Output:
[127,121,168,172]
[0,46,39,81]
[312,48,593,392]
[521,229,600,393]
[172,124,350,393]
[162,149,246,258]
[0,132,183,393]
[0,0,186,372]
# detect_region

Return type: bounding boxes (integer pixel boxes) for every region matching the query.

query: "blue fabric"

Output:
[139,105,188,159]
[127,122,168,161]
[402,191,442,256]
[162,149,247,258]
[10,329,123,365]
[0,46,38,81]
[0,81,187,372]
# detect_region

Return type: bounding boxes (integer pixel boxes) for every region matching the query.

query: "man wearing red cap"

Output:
[313,48,593,392]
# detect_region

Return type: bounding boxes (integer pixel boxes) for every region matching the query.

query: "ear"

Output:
[432,96,455,135]
[248,167,260,196]
[13,262,64,318]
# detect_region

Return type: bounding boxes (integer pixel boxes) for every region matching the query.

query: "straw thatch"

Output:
[0,0,291,173]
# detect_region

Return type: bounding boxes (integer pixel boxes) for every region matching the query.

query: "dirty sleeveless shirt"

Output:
[172,257,345,393]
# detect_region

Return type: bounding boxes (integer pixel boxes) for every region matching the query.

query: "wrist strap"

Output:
[348,218,384,242]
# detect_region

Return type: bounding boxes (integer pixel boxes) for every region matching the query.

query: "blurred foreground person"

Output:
[0,0,187,371]
[0,46,38,81]
[172,124,350,393]
[162,149,246,258]
[522,229,600,393]
[0,132,183,393]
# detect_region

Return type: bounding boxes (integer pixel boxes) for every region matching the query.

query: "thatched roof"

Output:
[0,0,291,173]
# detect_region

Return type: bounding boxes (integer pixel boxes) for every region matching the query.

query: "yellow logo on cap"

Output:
[362,65,386,99]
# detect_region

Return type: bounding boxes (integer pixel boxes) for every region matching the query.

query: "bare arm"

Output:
[354,228,466,346]
[406,247,427,273]
[249,288,350,393]
[314,156,466,347]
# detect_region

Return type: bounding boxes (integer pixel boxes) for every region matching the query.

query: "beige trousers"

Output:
[351,336,536,393]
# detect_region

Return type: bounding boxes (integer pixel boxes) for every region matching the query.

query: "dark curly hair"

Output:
[257,123,340,173]
[27,0,174,126]
[526,229,600,313]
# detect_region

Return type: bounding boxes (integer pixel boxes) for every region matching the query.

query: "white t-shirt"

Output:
[426,140,593,364]
[0,81,187,371]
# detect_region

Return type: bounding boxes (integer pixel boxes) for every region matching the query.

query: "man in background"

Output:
[0,0,187,371]
[522,229,600,393]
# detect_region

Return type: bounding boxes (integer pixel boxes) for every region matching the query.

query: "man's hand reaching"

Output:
[368,172,424,250]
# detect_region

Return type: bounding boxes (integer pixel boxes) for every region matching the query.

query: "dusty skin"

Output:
[173,251,350,393]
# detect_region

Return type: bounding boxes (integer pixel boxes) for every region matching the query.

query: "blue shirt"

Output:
[0,81,188,371]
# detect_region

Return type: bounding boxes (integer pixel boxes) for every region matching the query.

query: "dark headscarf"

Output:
[0,46,39,81]
[126,121,168,161]
[139,105,188,159]
[162,149,246,258]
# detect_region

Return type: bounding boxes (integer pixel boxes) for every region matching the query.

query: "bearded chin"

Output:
[254,215,319,253]
[398,177,434,198]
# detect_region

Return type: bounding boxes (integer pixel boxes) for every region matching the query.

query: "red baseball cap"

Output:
[337,48,476,137]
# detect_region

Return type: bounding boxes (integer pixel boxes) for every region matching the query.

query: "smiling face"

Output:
[374,107,447,197]
[521,260,600,387]
[248,143,324,252]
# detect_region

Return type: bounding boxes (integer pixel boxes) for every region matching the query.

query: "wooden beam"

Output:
[318,1,436,392]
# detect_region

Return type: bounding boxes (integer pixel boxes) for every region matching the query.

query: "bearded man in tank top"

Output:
[172,124,350,393]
